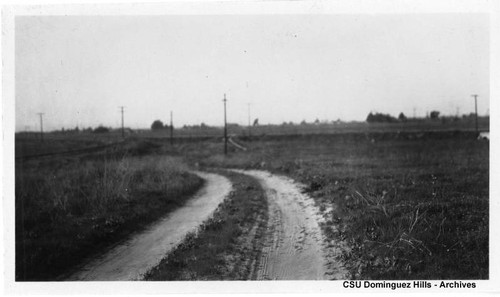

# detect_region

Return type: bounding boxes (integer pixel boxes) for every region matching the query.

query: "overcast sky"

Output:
[15,14,489,131]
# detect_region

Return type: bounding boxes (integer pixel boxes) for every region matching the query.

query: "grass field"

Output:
[179,131,489,279]
[14,127,489,280]
[15,141,203,281]
[15,131,125,158]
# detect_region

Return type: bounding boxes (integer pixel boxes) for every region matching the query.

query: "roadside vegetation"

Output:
[14,128,489,281]
[145,170,268,280]
[182,131,489,279]
[15,140,203,281]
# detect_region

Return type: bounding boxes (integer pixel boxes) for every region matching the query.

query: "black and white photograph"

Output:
[2,0,499,295]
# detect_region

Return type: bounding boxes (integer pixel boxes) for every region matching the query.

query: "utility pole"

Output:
[223,94,228,155]
[472,94,478,134]
[37,113,44,142]
[119,106,125,138]
[170,110,173,145]
[247,103,251,137]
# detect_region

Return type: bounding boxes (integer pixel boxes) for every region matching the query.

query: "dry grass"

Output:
[16,152,203,281]
[14,130,489,280]
[180,131,489,279]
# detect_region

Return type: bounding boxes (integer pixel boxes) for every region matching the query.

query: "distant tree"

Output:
[94,126,110,133]
[151,120,164,130]
[398,112,407,122]
[314,118,320,125]
[366,112,398,123]
[75,126,79,132]
[300,120,307,126]
[430,111,440,119]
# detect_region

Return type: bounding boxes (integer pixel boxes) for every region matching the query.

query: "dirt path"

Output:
[66,172,232,281]
[232,169,336,280]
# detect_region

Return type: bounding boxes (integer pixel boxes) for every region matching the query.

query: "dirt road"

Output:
[233,169,339,280]
[66,172,232,281]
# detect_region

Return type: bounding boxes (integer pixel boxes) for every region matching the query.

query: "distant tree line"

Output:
[49,125,135,134]
[52,125,101,134]
[41,111,488,135]
[366,111,443,123]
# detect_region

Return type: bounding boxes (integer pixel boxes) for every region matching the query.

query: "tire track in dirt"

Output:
[232,169,342,280]
[65,171,232,281]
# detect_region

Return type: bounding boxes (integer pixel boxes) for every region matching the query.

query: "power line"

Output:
[472,94,478,134]
[247,103,251,137]
[119,106,125,138]
[223,94,228,155]
[170,110,173,145]
[37,113,44,142]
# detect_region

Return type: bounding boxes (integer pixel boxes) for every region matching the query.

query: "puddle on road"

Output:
[66,171,232,281]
